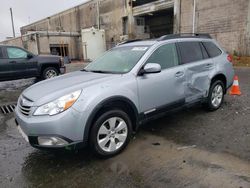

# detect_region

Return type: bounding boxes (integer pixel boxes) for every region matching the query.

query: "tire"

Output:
[42,67,59,80]
[90,109,132,158]
[204,80,225,111]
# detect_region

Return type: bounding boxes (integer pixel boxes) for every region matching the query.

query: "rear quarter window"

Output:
[202,42,222,58]
[178,42,203,64]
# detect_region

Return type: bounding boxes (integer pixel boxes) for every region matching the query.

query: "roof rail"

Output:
[116,39,143,46]
[157,33,212,41]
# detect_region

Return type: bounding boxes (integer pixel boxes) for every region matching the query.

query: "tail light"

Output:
[227,54,233,63]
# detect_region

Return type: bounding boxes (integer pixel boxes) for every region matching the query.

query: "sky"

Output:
[0,0,89,41]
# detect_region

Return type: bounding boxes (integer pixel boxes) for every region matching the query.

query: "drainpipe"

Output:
[128,0,133,38]
[174,0,181,34]
[36,33,40,54]
[192,0,196,34]
[96,0,100,29]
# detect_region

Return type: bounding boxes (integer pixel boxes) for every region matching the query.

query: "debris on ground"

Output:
[177,145,197,150]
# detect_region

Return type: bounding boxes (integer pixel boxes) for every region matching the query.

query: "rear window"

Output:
[202,42,222,58]
[178,42,203,64]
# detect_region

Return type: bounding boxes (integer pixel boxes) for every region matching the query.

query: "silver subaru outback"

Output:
[15,34,234,157]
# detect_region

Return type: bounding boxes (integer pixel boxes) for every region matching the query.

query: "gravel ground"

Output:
[0,64,249,188]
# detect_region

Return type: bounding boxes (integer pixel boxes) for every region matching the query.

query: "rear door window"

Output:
[202,42,222,57]
[178,42,203,64]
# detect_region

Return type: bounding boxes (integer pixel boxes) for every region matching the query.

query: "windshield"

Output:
[84,46,149,74]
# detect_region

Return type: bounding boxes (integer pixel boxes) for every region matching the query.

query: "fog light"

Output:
[38,137,68,146]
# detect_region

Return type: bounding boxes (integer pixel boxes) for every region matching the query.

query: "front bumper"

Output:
[60,66,66,74]
[15,106,87,150]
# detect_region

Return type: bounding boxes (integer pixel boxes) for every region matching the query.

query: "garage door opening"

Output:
[135,8,174,39]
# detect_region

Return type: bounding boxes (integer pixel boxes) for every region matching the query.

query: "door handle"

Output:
[175,71,184,77]
[205,63,213,69]
[9,61,17,63]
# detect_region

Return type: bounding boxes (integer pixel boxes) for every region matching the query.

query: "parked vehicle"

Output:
[15,34,234,158]
[0,45,66,81]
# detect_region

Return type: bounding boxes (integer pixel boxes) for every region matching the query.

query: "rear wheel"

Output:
[90,109,132,158]
[205,80,225,111]
[42,67,59,80]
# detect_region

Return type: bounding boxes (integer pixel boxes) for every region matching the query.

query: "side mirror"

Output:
[139,63,161,75]
[27,54,33,59]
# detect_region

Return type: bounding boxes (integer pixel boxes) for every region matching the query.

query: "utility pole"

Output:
[10,8,15,38]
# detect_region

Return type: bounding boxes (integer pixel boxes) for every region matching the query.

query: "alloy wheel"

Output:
[45,70,57,79]
[211,84,223,108]
[97,117,128,152]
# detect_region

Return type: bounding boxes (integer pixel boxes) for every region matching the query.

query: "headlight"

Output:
[33,90,81,116]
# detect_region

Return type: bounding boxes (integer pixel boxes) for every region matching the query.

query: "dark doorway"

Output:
[137,8,174,39]
[132,0,158,7]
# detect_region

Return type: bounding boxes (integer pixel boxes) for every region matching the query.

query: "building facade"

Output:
[1,0,250,60]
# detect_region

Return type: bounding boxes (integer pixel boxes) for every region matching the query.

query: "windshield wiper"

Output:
[85,70,115,74]
[90,70,111,74]
[82,69,122,74]
[81,69,89,72]
[81,69,108,73]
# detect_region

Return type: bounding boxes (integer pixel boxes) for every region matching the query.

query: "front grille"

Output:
[18,96,33,116]
[19,105,31,116]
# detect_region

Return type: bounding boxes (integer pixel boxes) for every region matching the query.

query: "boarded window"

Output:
[0,47,3,58]
[122,17,128,35]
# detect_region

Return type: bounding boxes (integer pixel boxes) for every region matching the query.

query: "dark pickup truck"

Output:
[0,45,66,81]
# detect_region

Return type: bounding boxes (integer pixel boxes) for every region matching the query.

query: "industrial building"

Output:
[1,0,250,60]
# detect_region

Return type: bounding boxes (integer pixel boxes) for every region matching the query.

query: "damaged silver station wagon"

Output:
[15,34,234,157]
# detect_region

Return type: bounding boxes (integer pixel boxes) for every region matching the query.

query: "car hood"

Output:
[22,71,120,105]
[33,54,60,62]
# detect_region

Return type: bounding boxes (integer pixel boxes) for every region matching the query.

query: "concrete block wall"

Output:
[99,0,126,47]
[0,37,23,47]
[21,6,83,34]
[180,0,250,55]
[20,0,125,56]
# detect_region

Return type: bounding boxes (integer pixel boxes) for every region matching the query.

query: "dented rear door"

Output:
[177,41,214,103]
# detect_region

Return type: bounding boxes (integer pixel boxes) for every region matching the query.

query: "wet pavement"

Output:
[0,65,250,188]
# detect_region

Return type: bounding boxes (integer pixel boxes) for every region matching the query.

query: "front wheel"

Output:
[205,80,225,111]
[90,110,132,158]
[42,67,59,80]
